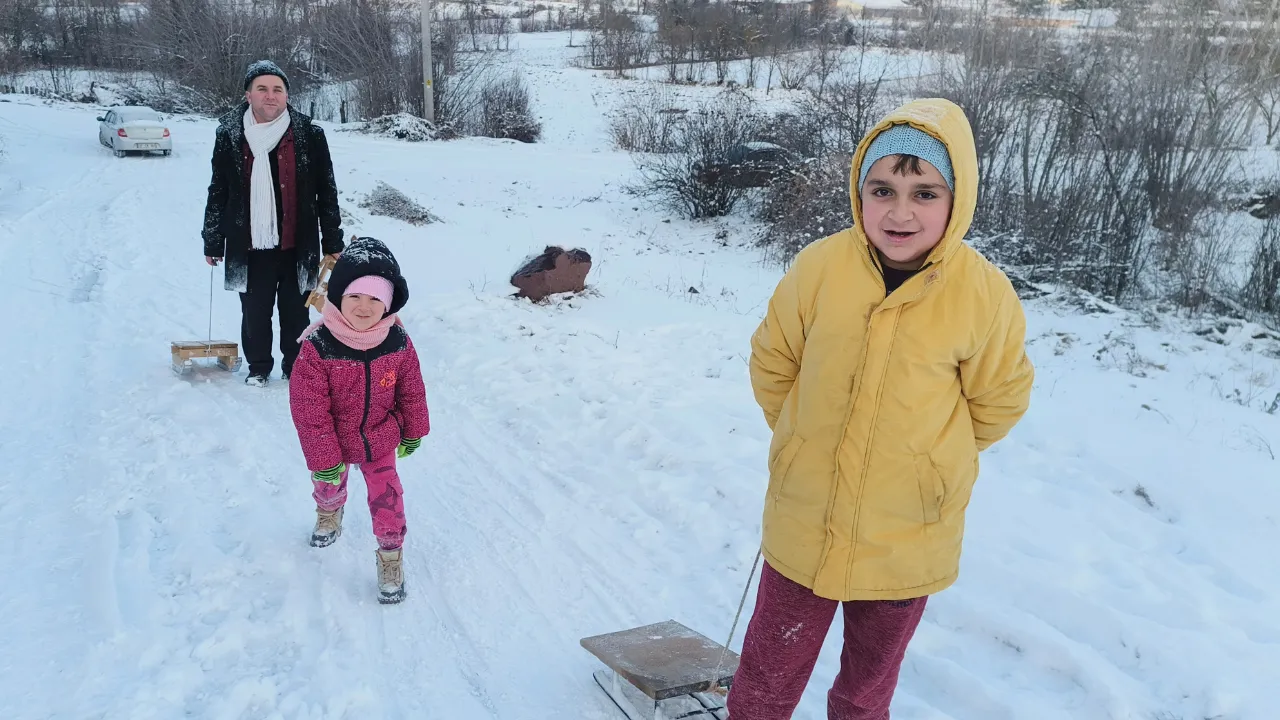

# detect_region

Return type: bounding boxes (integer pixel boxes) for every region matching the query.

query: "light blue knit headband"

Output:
[857,124,954,192]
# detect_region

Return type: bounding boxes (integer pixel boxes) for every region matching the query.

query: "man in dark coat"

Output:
[202,60,345,387]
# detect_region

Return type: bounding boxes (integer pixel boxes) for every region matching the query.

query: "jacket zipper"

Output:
[359,350,373,462]
[818,246,937,588]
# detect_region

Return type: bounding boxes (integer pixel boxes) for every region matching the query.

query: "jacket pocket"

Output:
[769,435,805,501]
[914,454,945,524]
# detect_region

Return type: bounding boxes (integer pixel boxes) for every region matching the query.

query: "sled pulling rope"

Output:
[170,264,241,375]
[579,548,762,719]
[708,548,761,695]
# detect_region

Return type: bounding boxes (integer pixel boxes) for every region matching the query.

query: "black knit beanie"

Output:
[244,60,290,92]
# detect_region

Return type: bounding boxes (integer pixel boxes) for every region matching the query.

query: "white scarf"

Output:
[243,107,291,250]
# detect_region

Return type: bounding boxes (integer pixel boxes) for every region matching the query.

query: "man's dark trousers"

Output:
[240,247,309,378]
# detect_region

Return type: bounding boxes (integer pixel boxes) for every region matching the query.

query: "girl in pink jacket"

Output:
[289,236,429,604]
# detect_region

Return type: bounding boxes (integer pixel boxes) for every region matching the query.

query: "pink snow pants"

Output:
[312,453,406,550]
[726,561,927,720]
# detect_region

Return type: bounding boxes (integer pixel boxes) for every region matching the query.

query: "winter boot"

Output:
[245,374,268,388]
[376,548,406,604]
[310,507,343,548]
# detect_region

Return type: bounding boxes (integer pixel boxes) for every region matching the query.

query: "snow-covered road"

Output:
[2,65,1279,720]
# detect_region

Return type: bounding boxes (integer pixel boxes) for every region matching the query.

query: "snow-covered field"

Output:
[1,30,1279,720]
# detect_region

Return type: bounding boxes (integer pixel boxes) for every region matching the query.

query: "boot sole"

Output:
[378,582,407,604]
[310,527,342,548]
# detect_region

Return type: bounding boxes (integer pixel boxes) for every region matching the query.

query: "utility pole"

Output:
[421,0,435,124]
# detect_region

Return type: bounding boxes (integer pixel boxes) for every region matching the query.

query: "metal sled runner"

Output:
[581,620,738,720]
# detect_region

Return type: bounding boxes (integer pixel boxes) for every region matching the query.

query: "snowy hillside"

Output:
[2,32,1279,720]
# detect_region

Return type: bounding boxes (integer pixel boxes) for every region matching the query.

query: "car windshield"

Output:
[117,108,161,123]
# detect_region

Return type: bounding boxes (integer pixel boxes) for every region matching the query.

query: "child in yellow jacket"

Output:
[729,99,1035,719]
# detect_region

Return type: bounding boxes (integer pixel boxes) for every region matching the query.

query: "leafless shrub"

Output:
[922,9,1247,304]
[772,51,820,91]
[631,91,767,219]
[477,72,541,142]
[756,154,853,264]
[1238,7,1280,144]
[753,39,890,260]
[359,181,441,225]
[608,92,686,153]
[1132,32,1250,240]
[1243,219,1280,317]
[354,113,446,142]
[1163,214,1235,313]
[990,45,1156,301]
[785,46,890,160]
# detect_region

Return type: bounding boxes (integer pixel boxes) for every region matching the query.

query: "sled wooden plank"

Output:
[171,340,238,351]
[171,341,238,360]
[305,254,338,312]
[581,620,739,701]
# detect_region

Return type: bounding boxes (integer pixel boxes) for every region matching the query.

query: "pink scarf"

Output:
[298,301,401,351]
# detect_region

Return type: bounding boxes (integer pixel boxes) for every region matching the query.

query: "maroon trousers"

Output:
[726,562,927,720]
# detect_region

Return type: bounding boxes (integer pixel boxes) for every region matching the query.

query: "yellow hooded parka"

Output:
[749,98,1035,601]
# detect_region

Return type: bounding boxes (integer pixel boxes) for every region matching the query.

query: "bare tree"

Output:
[657,22,693,84]
[585,7,651,77]
[1253,77,1280,145]
[415,18,500,132]
[461,0,485,52]
[0,0,44,71]
[702,3,740,85]
[1242,7,1280,145]
[484,16,514,51]
[139,0,301,112]
[808,11,843,100]
[743,21,765,88]
[39,0,133,69]
[313,0,412,120]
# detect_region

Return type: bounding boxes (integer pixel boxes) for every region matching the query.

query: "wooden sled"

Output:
[581,620,737,720]
[305,253,339,312]
[171,340,241,375]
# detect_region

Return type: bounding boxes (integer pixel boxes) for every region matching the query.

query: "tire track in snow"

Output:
[120,374,504,718]
[1,100,736,720]
[0,138,195,717]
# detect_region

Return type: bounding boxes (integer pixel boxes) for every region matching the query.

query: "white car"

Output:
[97,106,172,157]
